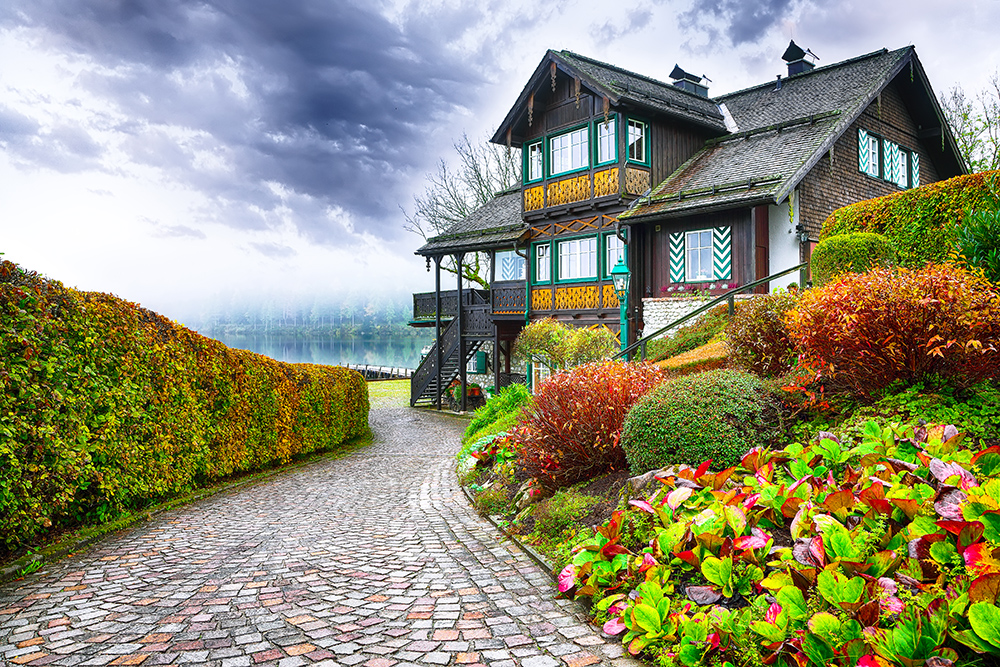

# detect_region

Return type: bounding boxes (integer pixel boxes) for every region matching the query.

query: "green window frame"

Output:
[525,140,543,183]
[533,242,552,284]
[595,116,617,165]
[626,118,649,165]
[603,232,625,279]
[858,128,918,189]
[548,125,590,177]
[556,235,598,282]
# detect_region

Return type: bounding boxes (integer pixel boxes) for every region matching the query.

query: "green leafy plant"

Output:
[956,188,1000,284]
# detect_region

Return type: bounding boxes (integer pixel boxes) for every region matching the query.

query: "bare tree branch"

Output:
[403,134,520,289]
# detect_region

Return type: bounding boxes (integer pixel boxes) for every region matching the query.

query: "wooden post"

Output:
[456,253,467,413]
[434,255,443,411]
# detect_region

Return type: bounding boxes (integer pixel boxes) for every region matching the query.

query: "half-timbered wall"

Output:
[797,76,941,241]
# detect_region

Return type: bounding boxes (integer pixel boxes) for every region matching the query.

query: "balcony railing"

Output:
[412,282,526,323]
[523,166,651,212]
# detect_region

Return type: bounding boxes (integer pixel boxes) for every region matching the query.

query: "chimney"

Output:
[782,40,816,76]
[669,64,710,98]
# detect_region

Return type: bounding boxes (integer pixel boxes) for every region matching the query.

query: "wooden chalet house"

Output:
[410,41,965,408]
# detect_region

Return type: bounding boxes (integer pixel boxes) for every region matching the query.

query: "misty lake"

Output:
[212,333,434,370]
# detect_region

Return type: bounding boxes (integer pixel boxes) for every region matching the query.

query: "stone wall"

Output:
[641,295,753,338]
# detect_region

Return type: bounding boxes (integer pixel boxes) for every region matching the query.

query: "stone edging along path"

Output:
[0,401,643,667]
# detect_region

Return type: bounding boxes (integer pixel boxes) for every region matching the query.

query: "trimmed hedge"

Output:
[620,369,779,474]
[810,232,896,286]
[0,261,369,555]
[821,170,1000,268]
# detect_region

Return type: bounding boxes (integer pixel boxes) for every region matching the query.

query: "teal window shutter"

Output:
[669,232,685,283]
[713,226,732,280]
[911,152,920,188]
[858,129,869,172]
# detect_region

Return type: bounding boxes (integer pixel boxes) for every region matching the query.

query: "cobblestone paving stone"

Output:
[0,404,642,667]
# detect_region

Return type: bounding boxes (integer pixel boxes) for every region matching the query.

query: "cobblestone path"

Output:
[0,404,638,667]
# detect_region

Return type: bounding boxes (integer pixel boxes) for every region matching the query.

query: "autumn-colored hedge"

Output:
[820,170,1000,268]
[788,263,1000,397]
[0,261,368,555]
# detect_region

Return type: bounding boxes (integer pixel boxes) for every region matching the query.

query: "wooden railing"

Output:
[412,289,489,321]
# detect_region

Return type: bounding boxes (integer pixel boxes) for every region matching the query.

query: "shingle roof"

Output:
[621,47,915,221]
[554,51,726,132]
[415,187,526,256]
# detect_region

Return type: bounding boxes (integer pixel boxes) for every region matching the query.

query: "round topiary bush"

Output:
[620,369,780,474]
[811,232,896,286]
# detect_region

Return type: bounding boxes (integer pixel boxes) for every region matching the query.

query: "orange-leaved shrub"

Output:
[513,360,665,491]
[0,260,369,556]
[787,263,1000,396]
[726,289,801,377]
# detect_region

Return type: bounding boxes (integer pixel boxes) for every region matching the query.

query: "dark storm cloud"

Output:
[679,0,799,45]
[1,0,486,243]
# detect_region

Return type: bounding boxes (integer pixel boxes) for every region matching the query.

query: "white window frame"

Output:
[535,243,551,283]
[549,127,589,176]
[495,250,525,281]
[604,233,625,278]
[596,117,616,165]
[557,237,598,281]
[860,129,918,189]
[526,141,543,182]
[627,119,647,163]
[685,230,713,282]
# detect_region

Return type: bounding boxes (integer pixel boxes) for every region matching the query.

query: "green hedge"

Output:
[810,232,896,286]
[0,261,368,555]
[820,170,1000,268]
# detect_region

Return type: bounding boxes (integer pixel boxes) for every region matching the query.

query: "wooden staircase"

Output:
[410,316,484,407]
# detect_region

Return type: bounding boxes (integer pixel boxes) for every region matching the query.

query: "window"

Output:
[558,237,597,281]
[535,243,551,282]
[858,129,918,188]
[525,141,543,182]
[859,129,880,178]
[495,250,525,281]
[549,126,589,175]
[627,119,647,163]
[596,117,616,164]
[604,233,625,278]
[685,230,713,282]
[670,227,731,283]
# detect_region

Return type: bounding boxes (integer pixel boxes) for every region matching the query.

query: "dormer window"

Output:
[526,141,543,182]
[627,119,648,164]
[550,126,589,176]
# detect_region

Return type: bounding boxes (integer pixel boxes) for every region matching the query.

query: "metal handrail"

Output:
[616,262,809,362]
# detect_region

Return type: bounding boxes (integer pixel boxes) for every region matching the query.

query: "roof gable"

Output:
[490,50,726,148]
[621,46,966,221]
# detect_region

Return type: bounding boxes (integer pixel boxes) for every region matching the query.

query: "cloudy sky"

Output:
[2,0,999,323]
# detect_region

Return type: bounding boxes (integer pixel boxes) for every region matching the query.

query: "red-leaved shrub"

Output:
[514,361,665,491]
[726,289,800,377]
[787,263,1000,396]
